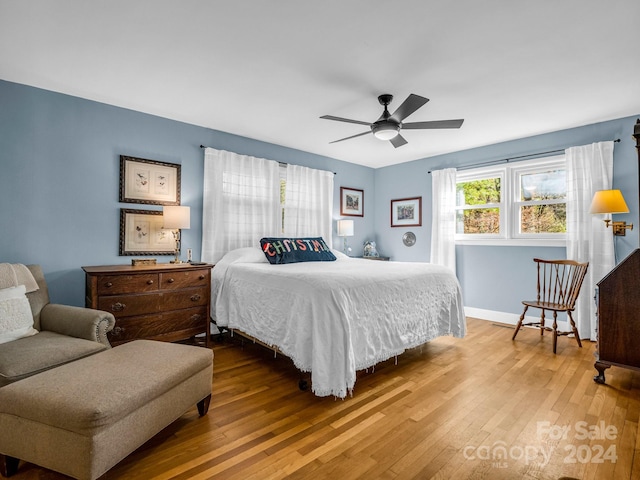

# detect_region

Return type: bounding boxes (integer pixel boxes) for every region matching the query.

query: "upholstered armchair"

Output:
[0,265,115,387]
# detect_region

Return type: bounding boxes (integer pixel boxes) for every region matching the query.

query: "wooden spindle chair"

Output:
[512,258,589,354]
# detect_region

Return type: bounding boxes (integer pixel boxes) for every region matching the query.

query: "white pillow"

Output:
[331,249,350,260]
[0,285,38,344]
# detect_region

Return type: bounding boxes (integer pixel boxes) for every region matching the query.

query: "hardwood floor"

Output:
[8,318,640,479]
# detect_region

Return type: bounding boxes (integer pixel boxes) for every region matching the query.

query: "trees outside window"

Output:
[455,156,566,246]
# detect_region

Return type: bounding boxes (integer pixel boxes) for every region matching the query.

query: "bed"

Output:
[211,246,466,398]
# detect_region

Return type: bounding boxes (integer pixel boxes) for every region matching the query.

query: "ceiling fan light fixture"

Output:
[321,93,463,148]
[372,122,400,141]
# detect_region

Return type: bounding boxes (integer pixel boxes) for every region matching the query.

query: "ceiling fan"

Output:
[320,93,464,148]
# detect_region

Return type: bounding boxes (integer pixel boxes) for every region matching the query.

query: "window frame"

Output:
[455,167,506,241]
[455,155,566,247]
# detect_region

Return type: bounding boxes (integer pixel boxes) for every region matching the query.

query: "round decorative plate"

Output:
[402,232,416,247]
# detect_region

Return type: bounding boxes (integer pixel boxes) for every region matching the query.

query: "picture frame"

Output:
[390,197,422,227]
[119,209,176,256]
[340,187,364,217]
[119,156,181,205]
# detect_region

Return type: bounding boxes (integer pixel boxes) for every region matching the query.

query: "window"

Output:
[455,156,566,246]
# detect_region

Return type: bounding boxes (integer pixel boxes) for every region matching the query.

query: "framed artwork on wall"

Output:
[119,209,175,256]
[119,156,181,205]
[340,187,364,217]
[390,197,422,227]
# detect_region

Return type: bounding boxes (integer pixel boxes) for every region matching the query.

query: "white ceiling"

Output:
[1,1,639,168]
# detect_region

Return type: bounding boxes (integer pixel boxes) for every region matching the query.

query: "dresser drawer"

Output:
[162,287,209,310]
[160,269,209,290]
[97,292,161,317]
[97,274,159,295]
[108,307,208,346]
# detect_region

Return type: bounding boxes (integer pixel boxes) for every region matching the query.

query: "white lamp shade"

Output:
[163,206,191,229]
[337,219,354,237]
[589,190,629,214]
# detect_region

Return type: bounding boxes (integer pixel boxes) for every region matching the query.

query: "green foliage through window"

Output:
[455,157,567,240]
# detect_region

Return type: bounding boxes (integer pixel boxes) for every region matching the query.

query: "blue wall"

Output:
[374,115,639,317]
[0,80,375,306]
[2,79,637,321]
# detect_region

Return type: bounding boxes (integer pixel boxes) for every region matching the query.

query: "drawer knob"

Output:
[105,282,113,288]
[111,302,126,312]
[199,275,205,280]
[167,278,175,283]
[190,314,202,321]
[190,294,201,302]
[147,279,154,285]
[112,326,125,336]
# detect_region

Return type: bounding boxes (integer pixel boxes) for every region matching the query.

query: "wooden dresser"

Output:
[82,263,213,347]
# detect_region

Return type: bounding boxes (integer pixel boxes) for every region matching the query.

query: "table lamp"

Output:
[163,206,190,263]
[337,219,354,254]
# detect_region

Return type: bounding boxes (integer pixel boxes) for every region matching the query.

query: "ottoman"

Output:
[0,339,213,480]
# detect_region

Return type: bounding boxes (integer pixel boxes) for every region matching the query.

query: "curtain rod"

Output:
[199,145,336,175]
[427,138,621,174]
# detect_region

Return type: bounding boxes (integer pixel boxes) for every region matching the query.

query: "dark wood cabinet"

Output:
[83,263,213,347]
[594,249,640,383]
[594,119,640,383]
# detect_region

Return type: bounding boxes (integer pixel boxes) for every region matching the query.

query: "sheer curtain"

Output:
[430,168,457,273]
[201,148,281,264]
[566,141,615,341]
[284,164,334,247]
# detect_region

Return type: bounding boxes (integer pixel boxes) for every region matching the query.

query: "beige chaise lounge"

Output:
[0,265,214,479]
[0,264,115,387]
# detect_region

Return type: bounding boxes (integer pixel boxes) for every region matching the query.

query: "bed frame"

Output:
[214,321,312,391]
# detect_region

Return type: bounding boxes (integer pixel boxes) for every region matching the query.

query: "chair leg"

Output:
[567,311,582,348]
[0,454,19,477]
[197,394,211,417]
[552,311,558,354]
[540,309,546,336]
[512,306,528,340]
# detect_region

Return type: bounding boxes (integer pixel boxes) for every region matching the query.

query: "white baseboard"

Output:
[464,306,570,330]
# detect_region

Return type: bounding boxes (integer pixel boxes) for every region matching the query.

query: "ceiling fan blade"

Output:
[402,119,464,129]
[320,115,371,126]
[329,131,371,144]
[390,134,408,148]
[391,94,429,122]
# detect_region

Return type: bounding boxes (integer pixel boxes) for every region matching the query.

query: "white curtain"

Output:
[284,164,334,247]
[201,148,281,264]
[430,168,457,273]
[566,141,615,341]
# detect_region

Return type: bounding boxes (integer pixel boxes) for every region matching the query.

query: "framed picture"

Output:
[340,187,364,217]
[119,156,181,205]
[119,209,176,256]
[391,197,422,227]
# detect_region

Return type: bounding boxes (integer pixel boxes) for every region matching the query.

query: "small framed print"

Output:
[119,209,176,256]
[119,156,181,205]
[391,197,422,227]
[340,187,364,217]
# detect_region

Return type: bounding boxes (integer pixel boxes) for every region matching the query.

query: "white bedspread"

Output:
[212,247,466,398]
